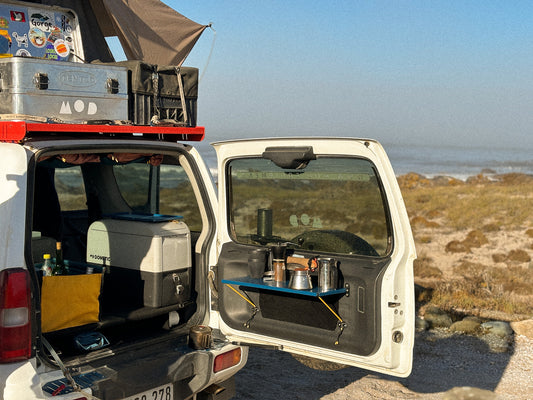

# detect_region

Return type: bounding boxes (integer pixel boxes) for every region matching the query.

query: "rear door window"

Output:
[55,166,87,211]
[114,162,202,231]
[227,157,390,256]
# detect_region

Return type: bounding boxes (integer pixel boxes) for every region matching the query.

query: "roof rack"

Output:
[0,121,205,143]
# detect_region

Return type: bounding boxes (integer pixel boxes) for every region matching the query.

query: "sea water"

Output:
[383,143,533,179]
[195,141,533,181]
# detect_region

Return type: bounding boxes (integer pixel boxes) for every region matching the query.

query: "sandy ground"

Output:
[414,227,533,278]
[232,331,533,399]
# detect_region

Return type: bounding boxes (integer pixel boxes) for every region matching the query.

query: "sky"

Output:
[112,1,533,151]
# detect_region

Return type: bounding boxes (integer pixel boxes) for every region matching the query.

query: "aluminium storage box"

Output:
[113,61,198,127]
[0,57,128,122]
[86,217,192,309]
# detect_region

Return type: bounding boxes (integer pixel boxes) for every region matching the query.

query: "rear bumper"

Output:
[1,343,247,399]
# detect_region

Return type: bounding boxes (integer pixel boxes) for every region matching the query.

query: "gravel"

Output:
[232,331,533,399]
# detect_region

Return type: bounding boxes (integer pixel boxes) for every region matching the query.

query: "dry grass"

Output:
[399,173,533,230]
[400,173,533,320]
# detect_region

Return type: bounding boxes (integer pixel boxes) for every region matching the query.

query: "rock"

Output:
[449,318,481,334]
[497,172,533,185]
[481,321,513,338]
[410,216,439,228]
[506,249,531,263]
[463,315,483,324]
[442,386,497,400]
[463,230,488,248]
[414,260,443,279]
[482,223,500,232]
[491,253,507,263]
[510,319,533,339]
[415,317,429,331]
[426,209,442,219]
[431,175,464,186]
[466,174,492,185]
[445,240,470,253]
[397,172,431,189]
[414,283,433,302]
[481,333,512,353]
[424,307,453,328]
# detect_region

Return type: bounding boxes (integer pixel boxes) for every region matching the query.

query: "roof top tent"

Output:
[30,0,208,65]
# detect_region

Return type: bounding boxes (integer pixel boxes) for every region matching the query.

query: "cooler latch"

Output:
[33,73,48,90]
[172,273,185,296]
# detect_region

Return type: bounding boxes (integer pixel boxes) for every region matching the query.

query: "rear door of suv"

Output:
[210,137,416,377]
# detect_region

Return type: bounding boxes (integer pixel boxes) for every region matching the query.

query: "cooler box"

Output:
[86,216,191,308]
[0,57,128,122]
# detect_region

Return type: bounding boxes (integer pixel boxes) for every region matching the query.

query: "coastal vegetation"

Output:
[399,172,533,320]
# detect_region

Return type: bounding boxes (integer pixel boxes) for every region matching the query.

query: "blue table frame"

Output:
[221,276,346,297]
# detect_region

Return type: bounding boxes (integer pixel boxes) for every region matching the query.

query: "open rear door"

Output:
[211,137,416,377]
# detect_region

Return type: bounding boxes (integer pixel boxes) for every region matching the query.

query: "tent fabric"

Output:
[90,0,208,66]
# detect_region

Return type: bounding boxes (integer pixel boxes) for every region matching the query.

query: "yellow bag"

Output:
[41,274,102,333]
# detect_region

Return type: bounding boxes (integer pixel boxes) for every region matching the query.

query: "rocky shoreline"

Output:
[417,303,533,352]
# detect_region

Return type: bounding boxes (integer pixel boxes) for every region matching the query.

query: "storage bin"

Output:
[113,61,198,126]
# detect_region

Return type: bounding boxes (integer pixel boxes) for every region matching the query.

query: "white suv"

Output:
[0,122,416,399]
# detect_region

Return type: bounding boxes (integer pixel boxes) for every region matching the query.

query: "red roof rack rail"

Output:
[0,121,205,143]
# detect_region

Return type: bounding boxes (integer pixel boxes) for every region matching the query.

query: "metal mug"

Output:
[188,325,212,349]
[289,268,313,290]
[317,257,338,291]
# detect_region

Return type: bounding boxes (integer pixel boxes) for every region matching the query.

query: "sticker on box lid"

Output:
[29,27,45,48]
[0,29,11,57]
[44,42,58,60]
[54,38,69,57]
[10,11,25,23]
[15,48,30,57]
[47,26,62,43]
[11,32,28,47]
[29,10,54,32]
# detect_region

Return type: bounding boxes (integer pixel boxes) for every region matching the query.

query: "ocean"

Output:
[194,140,533,181]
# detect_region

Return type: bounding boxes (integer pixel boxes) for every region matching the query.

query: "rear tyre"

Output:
[291,354,347,371]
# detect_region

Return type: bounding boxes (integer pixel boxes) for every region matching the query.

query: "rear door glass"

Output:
[55,166,87,211]
[114,163,202,231]
[227,157,390,256]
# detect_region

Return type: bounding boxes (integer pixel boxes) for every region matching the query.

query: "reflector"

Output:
[213,348,241,373]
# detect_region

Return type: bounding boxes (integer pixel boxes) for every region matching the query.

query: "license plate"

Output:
[122,383,173,400]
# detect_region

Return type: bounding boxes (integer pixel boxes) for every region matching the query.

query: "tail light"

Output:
[0,268,32,363]
[213,348,241,373]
